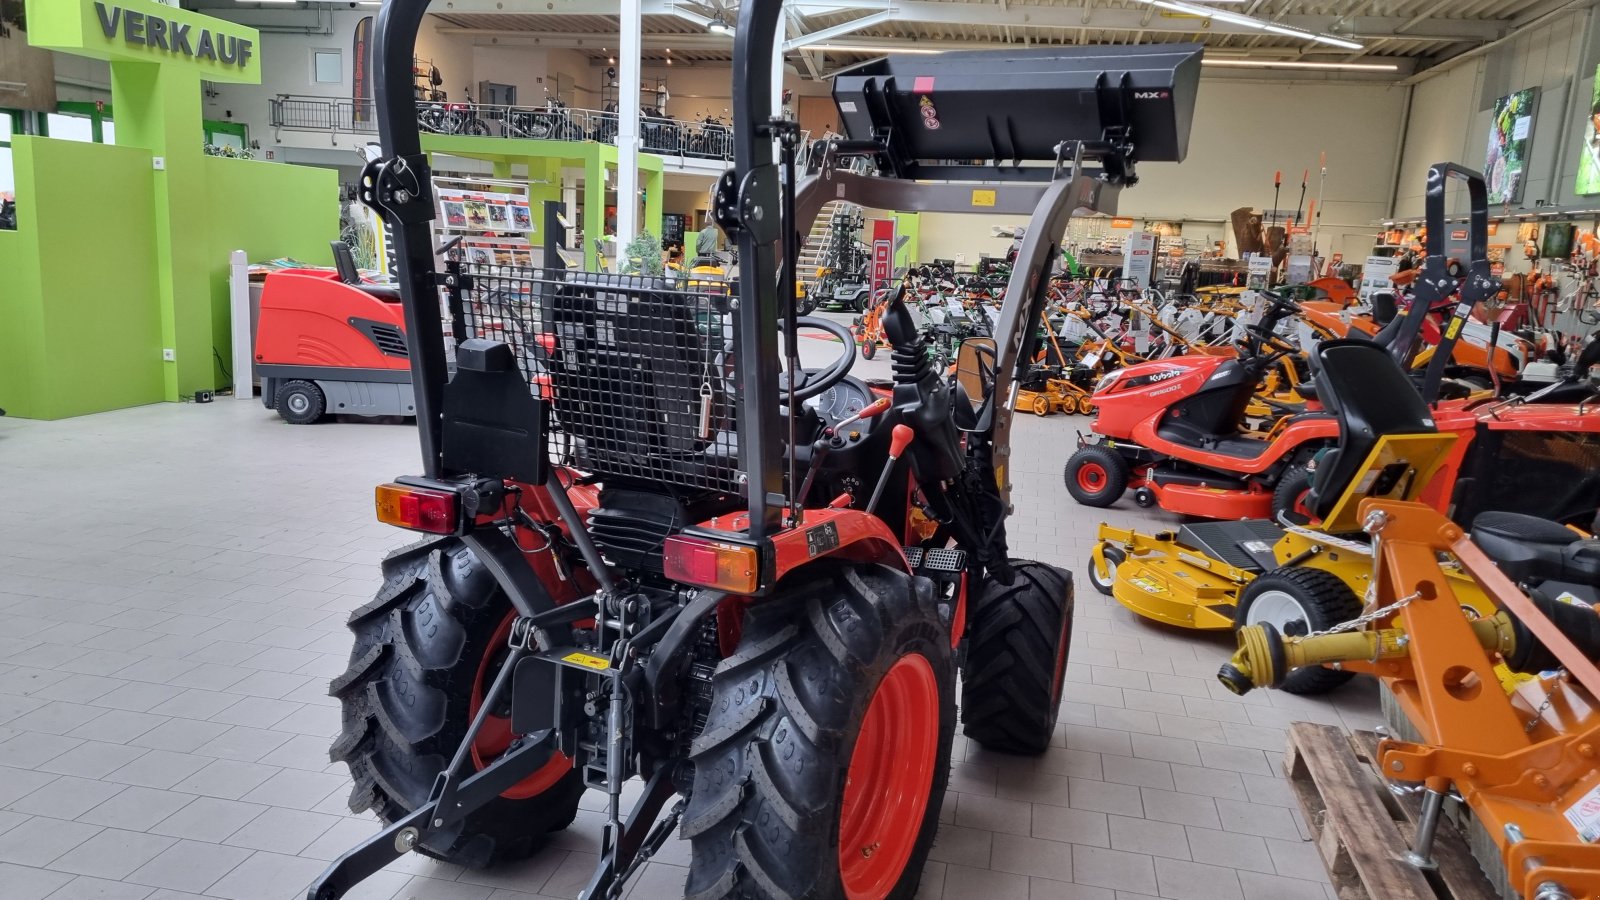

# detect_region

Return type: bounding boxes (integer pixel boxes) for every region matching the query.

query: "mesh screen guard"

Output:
[457,264,743,494]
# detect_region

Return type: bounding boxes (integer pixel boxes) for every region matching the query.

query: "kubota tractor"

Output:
[306,6,1201,899]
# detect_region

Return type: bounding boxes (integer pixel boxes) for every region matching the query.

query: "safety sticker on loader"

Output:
[1563,784,1600,842]
[563,652,612,671]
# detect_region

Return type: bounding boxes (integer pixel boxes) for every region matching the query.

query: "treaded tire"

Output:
[1271,464,1315,526]
[1234,567,1363,695]
[683,563,955,900]
[329,538,584,867]
[961,561,1074,754]
[276,380,326,425]
[1064,445,1129,507]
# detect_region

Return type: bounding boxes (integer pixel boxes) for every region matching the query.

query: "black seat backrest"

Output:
[1369,291,1398,326]
[331,241,361,285]
[1305,339,1436,518]
[543,274,736,487]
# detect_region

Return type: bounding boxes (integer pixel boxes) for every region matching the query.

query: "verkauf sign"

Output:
[27,0,262,84]
[94,3,254,69]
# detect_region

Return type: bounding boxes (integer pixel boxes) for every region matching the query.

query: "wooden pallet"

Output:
[1284,723,1501,900]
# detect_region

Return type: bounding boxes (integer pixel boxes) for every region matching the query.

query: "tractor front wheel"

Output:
[329,538,585,867]
[683,564,955,900]
[961,561,1074,754]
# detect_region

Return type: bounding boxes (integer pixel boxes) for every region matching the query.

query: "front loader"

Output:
[307,4,1201,898]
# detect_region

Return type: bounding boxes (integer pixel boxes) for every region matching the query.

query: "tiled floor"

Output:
[0,334,1382,900]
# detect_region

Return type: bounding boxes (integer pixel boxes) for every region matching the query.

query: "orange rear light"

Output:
[375,483,459,534]
[663,536,760,593]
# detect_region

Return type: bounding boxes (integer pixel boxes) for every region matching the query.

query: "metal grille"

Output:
[457,264,742,493]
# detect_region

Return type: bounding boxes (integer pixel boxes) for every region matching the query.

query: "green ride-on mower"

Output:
[306,5,1201,898]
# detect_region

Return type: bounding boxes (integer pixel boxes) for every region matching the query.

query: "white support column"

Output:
[771,18,786,122]
[617,0,643,255]
[228,249,254,401]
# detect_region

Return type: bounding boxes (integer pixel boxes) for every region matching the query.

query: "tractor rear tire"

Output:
[683,563,955,900]
[961,561,1074,754]
[1234,567,1363,695]
[1272,464,1316,526]
[329,537,585,868]
[1064,445,1129,507]
[276,380,326,425]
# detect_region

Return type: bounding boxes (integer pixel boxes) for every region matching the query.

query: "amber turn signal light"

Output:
[374,483,459,534]
[662,536,760,593]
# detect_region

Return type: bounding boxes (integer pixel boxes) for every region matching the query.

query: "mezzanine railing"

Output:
[268,95,793,166]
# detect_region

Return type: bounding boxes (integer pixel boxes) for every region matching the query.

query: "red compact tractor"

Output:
[305,5,1201,899]
[254,242,414,424]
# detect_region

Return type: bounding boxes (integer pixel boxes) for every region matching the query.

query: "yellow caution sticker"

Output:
[562,652,611,671]
[1130,576,1166,594]
[971,189,997,208]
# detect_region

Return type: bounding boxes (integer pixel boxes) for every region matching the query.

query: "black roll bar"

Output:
[368,0,448,477]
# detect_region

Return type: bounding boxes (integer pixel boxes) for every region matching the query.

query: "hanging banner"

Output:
[352,16,373,124]
[870,218,896,297]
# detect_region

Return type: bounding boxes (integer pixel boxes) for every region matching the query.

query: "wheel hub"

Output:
[838,654,939,900]
[471,612,572,799]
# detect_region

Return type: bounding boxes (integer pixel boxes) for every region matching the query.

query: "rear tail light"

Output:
[375,483,459,534]
[663,536,760,593]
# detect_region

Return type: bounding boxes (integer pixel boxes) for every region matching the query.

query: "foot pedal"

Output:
[905,547,966,574]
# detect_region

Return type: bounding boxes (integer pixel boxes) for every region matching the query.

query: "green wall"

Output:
[0,138,163,419]
[201,156,338,385]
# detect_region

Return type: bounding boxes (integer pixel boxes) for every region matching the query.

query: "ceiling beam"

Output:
[783,10,898,51]
[425,0,1508,43]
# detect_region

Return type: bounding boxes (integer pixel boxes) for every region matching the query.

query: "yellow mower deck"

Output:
[1091,433,1461,630]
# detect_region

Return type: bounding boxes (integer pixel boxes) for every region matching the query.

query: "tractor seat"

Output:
[331,240,403,303]
[1471,511,1600,587]
[1295,382,1319,402]
[1302,340,1438,520]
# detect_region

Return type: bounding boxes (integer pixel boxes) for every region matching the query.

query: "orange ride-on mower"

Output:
[255,241,416,424]
[305,10,1203,899]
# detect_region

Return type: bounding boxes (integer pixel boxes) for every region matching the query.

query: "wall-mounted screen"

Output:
[1485,87,1539,204]
[1578,65,1600,196]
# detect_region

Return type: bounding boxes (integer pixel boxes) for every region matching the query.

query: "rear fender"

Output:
[768,508,912,582]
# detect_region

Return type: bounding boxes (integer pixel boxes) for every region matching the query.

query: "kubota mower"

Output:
[306,8,1202,900]
[254,241,415,424]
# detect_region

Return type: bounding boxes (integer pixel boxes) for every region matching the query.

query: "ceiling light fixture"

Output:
[1202,58,1398,71]
[1135,0,1361,52]
[707,17,734,36]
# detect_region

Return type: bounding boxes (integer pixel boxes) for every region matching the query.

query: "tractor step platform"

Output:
[905,546,967,574]
[1176,520,1283,573]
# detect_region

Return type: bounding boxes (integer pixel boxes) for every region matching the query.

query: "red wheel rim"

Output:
[470,611,572,800]
[1076,462,1108,493]
[1292,489,1314,521]
[838,654,939,900]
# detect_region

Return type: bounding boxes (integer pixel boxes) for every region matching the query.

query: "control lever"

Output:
[866,425,916,515]
[794,397,892,516]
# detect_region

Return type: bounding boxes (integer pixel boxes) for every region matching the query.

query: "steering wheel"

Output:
[1259,288,1302,317]
[778,316,858,402]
